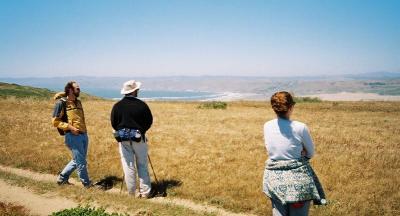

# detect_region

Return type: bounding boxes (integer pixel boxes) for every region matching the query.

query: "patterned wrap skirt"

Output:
[263,157,326,205]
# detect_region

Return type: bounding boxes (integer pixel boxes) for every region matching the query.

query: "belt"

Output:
[66,131,86,134]
[120,137,142,142]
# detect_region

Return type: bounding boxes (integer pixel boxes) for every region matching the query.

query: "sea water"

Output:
[83,87,221,101]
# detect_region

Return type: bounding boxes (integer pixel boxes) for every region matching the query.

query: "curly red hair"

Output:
[270,91,296,118]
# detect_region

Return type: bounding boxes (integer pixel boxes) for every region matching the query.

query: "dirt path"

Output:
[0,165,255,216]
[0,179,77,216]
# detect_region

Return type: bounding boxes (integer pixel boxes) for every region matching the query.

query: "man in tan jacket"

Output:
[52,81,91,187]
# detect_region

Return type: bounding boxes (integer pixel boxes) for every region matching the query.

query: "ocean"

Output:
[81,88,222,101]
[1,77,265,101]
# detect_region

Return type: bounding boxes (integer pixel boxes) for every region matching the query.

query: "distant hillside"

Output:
[0,82,102,100]
[0,82,54,99]
[1,72,400,98]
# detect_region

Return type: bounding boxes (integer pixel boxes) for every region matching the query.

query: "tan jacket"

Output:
[52,92,87,133]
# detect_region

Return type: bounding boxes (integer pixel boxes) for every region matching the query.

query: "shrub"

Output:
[294,96,322,103]
[197,101,227,109]
[51,206,128,216]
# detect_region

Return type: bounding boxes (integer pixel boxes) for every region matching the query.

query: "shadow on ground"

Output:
[94,176,122,190]
[94,176,182,198]
[150,179,182,197]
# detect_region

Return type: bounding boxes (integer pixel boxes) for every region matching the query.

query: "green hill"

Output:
[0,82,102,100]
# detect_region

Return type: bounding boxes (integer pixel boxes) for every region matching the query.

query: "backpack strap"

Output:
[60,97,68,122]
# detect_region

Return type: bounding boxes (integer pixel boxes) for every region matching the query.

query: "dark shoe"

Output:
[57,179,72,185]
[57,173,71,185]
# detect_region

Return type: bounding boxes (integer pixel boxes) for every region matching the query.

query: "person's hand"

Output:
[68,125,80,135]
[301,149,307,157]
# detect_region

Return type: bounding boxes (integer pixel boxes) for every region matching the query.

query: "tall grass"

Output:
[0,98,399,215]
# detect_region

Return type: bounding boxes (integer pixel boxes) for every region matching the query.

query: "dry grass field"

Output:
[0,97,399,215]
[0,201,30,216]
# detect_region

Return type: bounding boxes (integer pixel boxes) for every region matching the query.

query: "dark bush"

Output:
[197,101,228,109]
[294,97,322,103]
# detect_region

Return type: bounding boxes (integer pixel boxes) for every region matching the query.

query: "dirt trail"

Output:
[0,165,73,184]
[0,165,255,216]
[0,179,77,216]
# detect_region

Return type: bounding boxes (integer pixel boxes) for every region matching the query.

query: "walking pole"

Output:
[147,154,159,185]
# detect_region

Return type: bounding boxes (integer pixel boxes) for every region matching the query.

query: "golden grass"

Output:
[0,201,30,216]
[0,97,399,215]
[0,170,212,216]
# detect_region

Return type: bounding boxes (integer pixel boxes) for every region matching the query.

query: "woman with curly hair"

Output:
[263,91,326,216]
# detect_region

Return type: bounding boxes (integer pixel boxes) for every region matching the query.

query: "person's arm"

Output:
[52,100,69,131]
[52,101,80,134]
[110,103,118,131]
[142,103,153,132]
[302,125,315,158]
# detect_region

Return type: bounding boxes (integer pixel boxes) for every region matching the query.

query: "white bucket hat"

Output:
[120,80,142,95]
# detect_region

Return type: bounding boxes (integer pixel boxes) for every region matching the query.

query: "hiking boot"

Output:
[57,179,72,185]
[56,173,71,185]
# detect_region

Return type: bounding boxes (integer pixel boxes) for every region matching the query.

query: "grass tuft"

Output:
[51,205,128,216]
[294,96,322,103]
[197,101,228,109]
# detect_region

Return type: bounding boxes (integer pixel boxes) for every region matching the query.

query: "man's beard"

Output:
[74,92,80,97]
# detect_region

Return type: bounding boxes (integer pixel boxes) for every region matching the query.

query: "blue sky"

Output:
[0,0,399,78]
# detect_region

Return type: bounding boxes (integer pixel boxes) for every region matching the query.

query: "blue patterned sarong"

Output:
[263,157,326,205]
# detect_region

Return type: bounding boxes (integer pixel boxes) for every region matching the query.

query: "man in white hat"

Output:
[111,80,153,198]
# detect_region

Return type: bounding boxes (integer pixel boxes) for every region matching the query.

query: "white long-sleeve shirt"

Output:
[264,118,314,160]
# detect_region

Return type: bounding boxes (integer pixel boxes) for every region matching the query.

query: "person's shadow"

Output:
[150,179,182,197]
[94,176,182,198]
[94,176,122,190]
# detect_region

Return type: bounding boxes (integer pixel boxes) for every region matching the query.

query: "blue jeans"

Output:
[271,198,310,216]
[59,133,91,186]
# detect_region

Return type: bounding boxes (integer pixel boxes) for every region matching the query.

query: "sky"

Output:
[0,0,399,78]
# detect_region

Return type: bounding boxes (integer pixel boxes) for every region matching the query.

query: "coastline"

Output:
[110,91,400,102]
